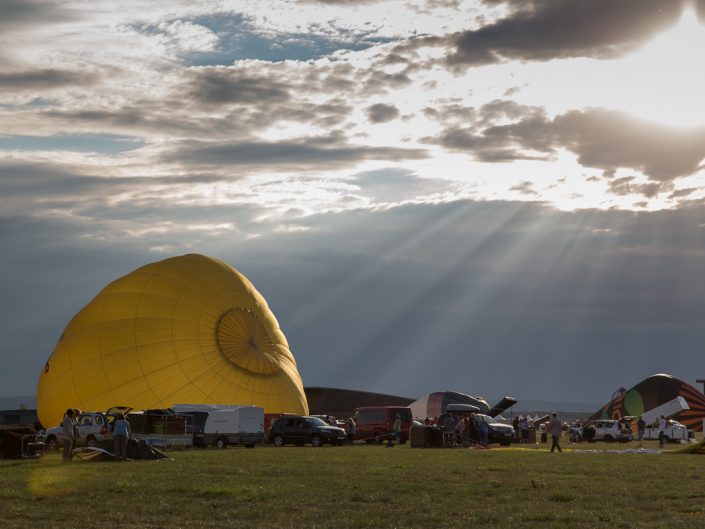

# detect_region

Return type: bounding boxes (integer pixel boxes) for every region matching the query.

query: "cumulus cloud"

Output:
[365,103,400,123]
[430,101,705,183]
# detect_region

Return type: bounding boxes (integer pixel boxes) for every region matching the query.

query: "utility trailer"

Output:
[643,420,691,442]
[172,404,264,448]
[0,425,43,459]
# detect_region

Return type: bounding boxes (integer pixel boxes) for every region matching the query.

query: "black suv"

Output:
[269,416,346,447]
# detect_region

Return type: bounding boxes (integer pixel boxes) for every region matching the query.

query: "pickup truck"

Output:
[643,420,691,442]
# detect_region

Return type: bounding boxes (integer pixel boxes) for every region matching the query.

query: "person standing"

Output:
[512,416,520,442]
[548,413,563,453]
[112,414,130,461]
[658,415,666,447]
[387,413,402,448]
[454,415,466,446]
[346,414,356,445]
[637,416,646,447]
[520,416,529,444]
[479,416,489,446]
[60,408,75,462]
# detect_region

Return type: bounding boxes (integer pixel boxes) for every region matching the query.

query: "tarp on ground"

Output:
[73,439,171,461]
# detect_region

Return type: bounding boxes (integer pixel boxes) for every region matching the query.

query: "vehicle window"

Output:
[284,419,295,427]
[358,410,385,423]
[95,416,103,425]
[80,416,92,426]
[306,418,327,427]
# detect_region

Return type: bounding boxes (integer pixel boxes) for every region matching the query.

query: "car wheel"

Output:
[311,435,322,447]
[45,436,58,450]
[273,435,285,447]
[215,437,227,449]
[86,435,97,447]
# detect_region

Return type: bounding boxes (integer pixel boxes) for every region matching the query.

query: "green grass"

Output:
[1,440,704,528]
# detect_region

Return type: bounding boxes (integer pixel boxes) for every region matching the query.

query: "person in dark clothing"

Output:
[637,416,646,447]
[548,413,563,453]
[61,408,75,462]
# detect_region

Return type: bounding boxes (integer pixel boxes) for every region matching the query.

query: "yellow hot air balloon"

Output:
[37,254,308,428]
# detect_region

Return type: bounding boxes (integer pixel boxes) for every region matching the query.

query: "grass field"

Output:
[2,440,704,529]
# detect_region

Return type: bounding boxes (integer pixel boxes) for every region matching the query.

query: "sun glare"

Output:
[601,5,705,128]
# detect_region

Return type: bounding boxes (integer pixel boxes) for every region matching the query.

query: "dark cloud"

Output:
[430,102,705,184]
[0,0,75,31]
[166,135,428,169]
[0,161,225,202]
[607,177,671,199]
[362,71,412,95]
[448,0,685,67]
[182,68,291,105]
[669,188,699,200]
[365,103,400,123]
[0,69,100,92]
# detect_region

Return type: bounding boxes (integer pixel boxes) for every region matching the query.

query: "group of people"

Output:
[342,412,402,447]
[512,413,564,451]
[635,414,668,447]
[512,415,531,443]
[437,411,490,447]
[59,408,131,462]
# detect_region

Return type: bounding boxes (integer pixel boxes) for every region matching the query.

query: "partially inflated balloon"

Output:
[37,254,308,428]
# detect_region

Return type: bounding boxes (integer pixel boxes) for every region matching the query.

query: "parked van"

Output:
[353,406,412,444]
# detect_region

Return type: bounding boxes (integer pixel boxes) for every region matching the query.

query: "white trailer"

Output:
[640,397,691,442]
[172,404,264,448]
[643,420,690,442]
[641,396,689,426]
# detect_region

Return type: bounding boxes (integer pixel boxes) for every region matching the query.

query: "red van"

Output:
[353,406,413,444]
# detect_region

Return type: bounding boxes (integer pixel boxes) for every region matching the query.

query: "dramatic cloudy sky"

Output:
[2,0,705,407]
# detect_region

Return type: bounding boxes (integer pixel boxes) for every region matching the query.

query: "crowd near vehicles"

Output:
[475,414,515,445]
[42,407,131,449]
[353,406,412,443]
[268,415,347,447]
